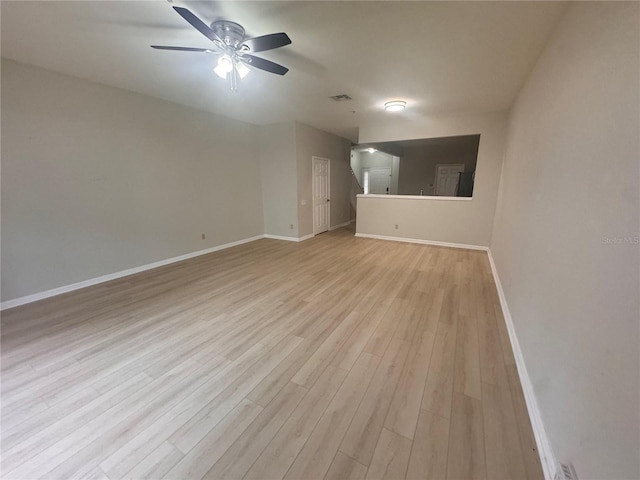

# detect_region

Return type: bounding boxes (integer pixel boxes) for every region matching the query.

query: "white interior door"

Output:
[435,164,464,196]
[312,157,330,235]
[363,167,391,194]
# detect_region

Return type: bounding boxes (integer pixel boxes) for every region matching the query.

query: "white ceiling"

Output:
[1,1,567,142]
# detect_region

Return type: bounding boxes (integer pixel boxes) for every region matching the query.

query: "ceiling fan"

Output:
[152,6,291,92]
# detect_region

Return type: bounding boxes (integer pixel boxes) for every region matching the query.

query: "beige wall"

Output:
[490,3,639,478]
[295,122,352,237]
[1,59,264,301]
[258,122,298,238]
[357,111,507,247]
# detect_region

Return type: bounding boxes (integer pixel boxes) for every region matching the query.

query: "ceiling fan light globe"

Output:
[217,55,233,72]
[236,61,251,79]
[214,55,234,78]
[213,64,228,79]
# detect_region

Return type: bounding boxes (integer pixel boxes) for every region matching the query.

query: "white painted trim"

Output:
[329,220,353,231]
[264,234,298,242]
[487,249,556,480]
[312,156,331,235]
[357,194,472,201]
[264,234,314,243]
[0,234,265,311]
[355,233,487,251]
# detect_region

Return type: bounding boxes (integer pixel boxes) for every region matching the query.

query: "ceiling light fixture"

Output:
[213,54,251,91]
[213,55,234,79]
[384,100,407,112]
[367,148,376,153]
[152,9,291,93]
[235,61,250,79]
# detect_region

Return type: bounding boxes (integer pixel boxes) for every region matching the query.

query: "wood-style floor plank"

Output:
[325,452,368,480]
[384,329,435,440]
[453,314,482,400]
[202,381,307,480]
[284,352,380,480]
[244,364,347,480]
[406,409,449,480]
[482,382,528,480]
[421,325,457,419]
[447,392,487,480]
[339,338,410,466]
[0,227,542,480]
[365,428,412,480]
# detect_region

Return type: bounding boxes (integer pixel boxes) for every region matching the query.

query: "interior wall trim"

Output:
[263,234,299,242]
[264,234,313,242]
[0,234,266,311]
[354,232,488,251]
[487,249,556,480]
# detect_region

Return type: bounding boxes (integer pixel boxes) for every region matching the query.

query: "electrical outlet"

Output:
[290,224,294,230]
[201,233,206,240]
[394,224,399,229]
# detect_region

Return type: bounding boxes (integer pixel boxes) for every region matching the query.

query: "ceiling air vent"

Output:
[554,463,578,480]
[330,94,352,101]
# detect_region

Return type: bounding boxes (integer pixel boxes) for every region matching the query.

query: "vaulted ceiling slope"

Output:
[1,1,567,142]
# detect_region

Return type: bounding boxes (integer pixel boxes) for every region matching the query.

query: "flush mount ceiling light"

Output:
[384,100,407,112]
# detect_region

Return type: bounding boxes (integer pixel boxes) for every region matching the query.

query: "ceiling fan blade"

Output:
[241,54,289,75]
[151,45,215,53]
[172,6,222,44]
[242,33,291,53]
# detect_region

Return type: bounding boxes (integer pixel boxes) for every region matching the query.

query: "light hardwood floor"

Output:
[1,227,544,480]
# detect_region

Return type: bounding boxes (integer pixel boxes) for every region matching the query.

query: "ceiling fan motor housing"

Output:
[211,20,246,49]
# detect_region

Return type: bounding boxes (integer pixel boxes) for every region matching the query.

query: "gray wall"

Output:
[0,59,355,303]
[356,111,506,247]
[296,122,352,237]
[1,59,264,301]
[490,3,639,478]
[259,122,298,238]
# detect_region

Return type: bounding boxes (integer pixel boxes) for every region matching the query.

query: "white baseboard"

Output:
[0,234,265,311]
[355,232,488,251]
[264,234,299,242]
[487,249,556,480]
[329,220,354,231]
[264,233,313,242]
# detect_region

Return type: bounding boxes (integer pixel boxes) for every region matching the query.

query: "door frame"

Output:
[435,163,464,196]
[312,156,331,235]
